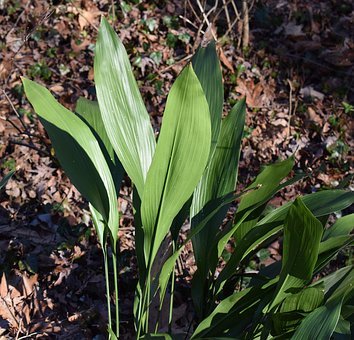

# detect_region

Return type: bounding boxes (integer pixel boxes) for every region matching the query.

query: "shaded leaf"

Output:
[22,78,118,244]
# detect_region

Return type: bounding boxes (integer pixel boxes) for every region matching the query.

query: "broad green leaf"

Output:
[141,64,211,265]
[75,97,124,194]
[291,297,347,340]
[191,40,223,155]
[270,198,323,309]
[192,99,246,263]
[311,266,353,296]
[95,18,156,197]
[22,78,119,244]
[191,278,277,338]
[0,170,14,190]
[214,158,295,291]
[272,287,324,336]
[215,190,354,295]
[315,235,354,273]
[159,191,247,308]
[323,214,354,241]
[75,97,114,161]
[234,157,295,242]
[190,99,246,317]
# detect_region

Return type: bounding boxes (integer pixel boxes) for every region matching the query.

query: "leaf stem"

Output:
[103,245,112,333]
[112,248,120,337]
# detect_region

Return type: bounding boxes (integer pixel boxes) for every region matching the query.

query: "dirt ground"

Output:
[0,0,353,338]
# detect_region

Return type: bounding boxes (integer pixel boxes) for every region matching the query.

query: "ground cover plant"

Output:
[20,16,354,340]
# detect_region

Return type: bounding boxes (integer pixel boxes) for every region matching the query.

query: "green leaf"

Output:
[322,214,354,241]
[270,198,323,309]
[95,18,156,197]
[234,157,295,242]
[310,266,353,297]
[22,78,119,245]
[191,40,224,155]
[0,170,15,190]
[159,190,247,309]
[191,278,278,338]
[192,99,246,260]
[190,99,246,317]
[315,235,354,273]
[291,297,346,340]
[141,64,211,265]
[139,334,172,340]
[215,190,354,296]
[76,98,115,161]
[75,97,124,194]
[272,287,324,336]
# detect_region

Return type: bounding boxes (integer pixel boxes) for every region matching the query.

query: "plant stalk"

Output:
[112,246,120,337]
[103,245,112,333]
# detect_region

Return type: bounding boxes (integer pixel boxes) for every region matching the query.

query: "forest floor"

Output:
[0,0,353,338]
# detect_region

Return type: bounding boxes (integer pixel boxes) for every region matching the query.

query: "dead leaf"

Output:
[0,274,8,298]
[300,86,324,101]
[236,79,263,107]
[78,9,101,30]
[284,21,305,37]
[218,47,234,73]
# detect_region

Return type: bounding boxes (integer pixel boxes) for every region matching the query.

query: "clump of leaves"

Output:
[23,18,354,339]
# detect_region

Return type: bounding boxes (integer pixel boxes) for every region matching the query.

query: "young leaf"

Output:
[272,287,324,336]
[95,18,156,197]
[141,64,211,265]
[76,97,115,161]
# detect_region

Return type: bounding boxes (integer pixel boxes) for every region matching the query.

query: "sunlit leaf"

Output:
[141,63,211,266]
[95,18,156,197]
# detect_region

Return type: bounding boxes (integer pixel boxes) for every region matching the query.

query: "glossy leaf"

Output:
[22,78,119,244]
[315,235,354,273]
[141,64,211,265]
[95,18,156,197]
[190,99,246,316]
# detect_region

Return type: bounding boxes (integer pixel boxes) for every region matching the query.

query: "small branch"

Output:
[187,0,202,24]
[157,54,193,75]
[9,140,50,157]
[178,15,201,31]
[2,90,28,134]
[287,79,294,138]
[222,0,232,33]
[242,0,250,50]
